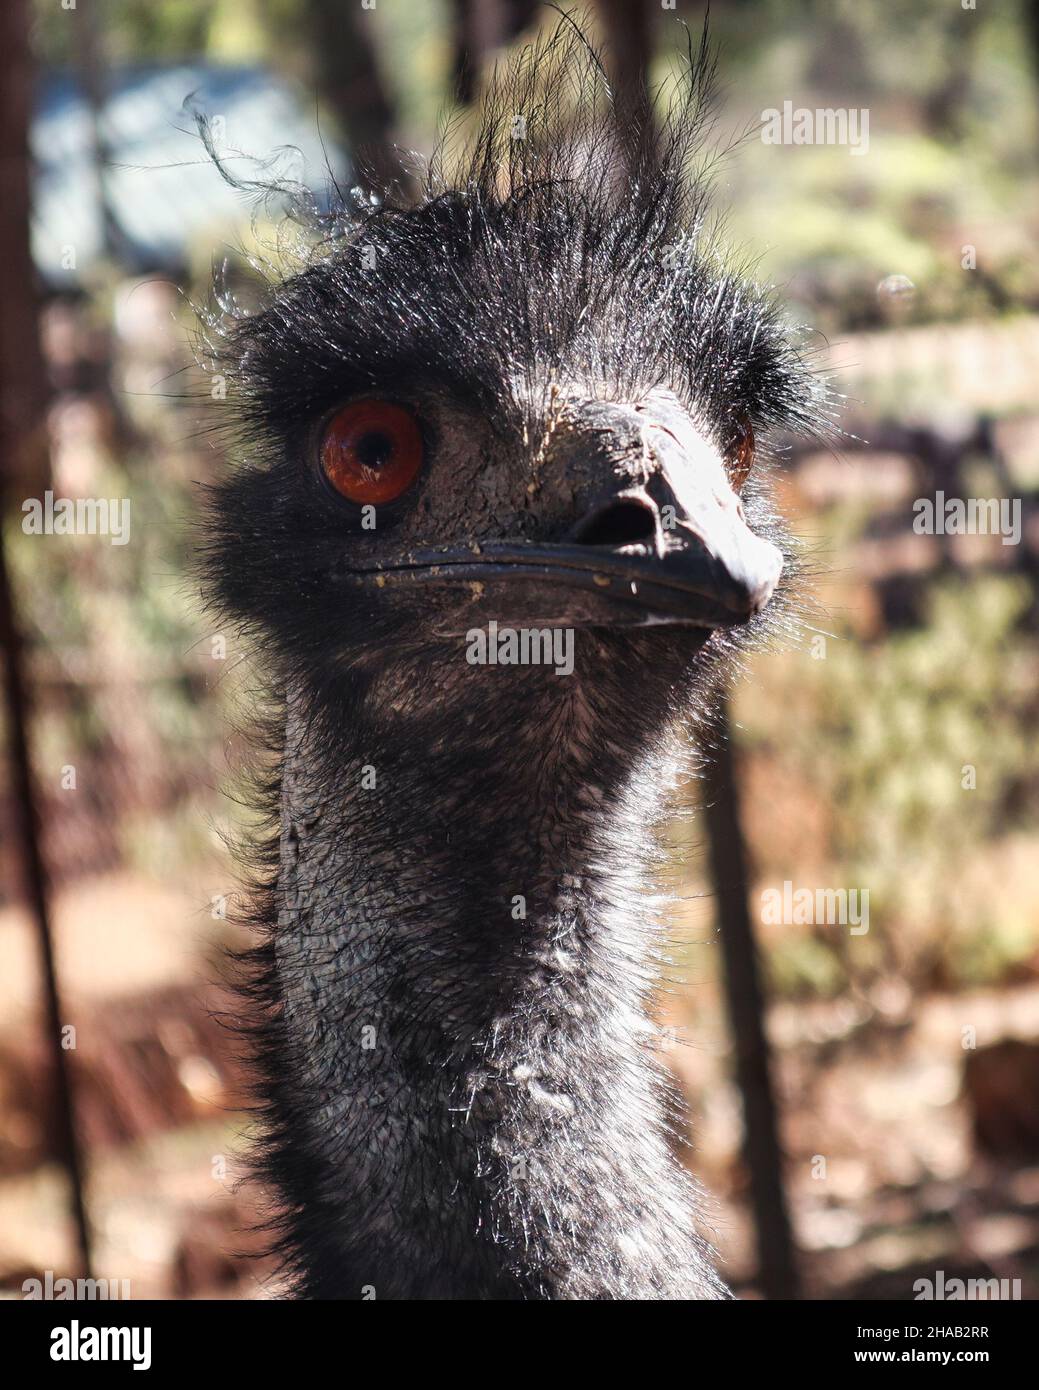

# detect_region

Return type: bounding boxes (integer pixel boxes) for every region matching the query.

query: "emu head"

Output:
[203,29,825,738]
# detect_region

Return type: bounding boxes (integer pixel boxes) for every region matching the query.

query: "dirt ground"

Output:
[1,869,1038,1300]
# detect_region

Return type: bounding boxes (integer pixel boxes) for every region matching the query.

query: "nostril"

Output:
[572,498,657,547]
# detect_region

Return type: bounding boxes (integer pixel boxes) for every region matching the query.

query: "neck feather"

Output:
[253,665,727,1300]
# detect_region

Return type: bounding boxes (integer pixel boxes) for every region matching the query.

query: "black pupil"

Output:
[356,430,394,470]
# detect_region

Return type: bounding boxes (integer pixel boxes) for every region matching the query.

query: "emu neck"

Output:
[270,668,726,1300]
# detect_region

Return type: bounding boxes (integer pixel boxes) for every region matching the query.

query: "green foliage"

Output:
[739,571,1039,995]
[33,0,215,65]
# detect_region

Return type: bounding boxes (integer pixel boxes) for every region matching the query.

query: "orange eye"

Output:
[730,415,755,492]
[320,400,424,505]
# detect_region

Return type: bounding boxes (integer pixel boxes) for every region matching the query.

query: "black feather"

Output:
[198,18,833,1300]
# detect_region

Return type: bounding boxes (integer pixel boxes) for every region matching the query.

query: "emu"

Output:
[201,25,827,1300]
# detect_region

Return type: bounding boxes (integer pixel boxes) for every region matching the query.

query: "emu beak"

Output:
[560,404,784,625]
[442,477,781,630]
[335,395,784,630]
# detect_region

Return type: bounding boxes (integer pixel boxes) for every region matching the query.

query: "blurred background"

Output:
[1,0,1037,1300]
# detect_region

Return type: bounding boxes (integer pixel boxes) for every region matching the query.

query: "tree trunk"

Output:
[0,0,48,494]
[303,0,408,198]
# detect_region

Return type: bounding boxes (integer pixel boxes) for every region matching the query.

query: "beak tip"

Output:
[723,545,784,620]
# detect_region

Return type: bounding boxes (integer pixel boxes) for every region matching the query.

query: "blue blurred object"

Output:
[32,65,349,285]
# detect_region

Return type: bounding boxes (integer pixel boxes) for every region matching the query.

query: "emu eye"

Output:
[730,415,755,492]
[320,400,424,504]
